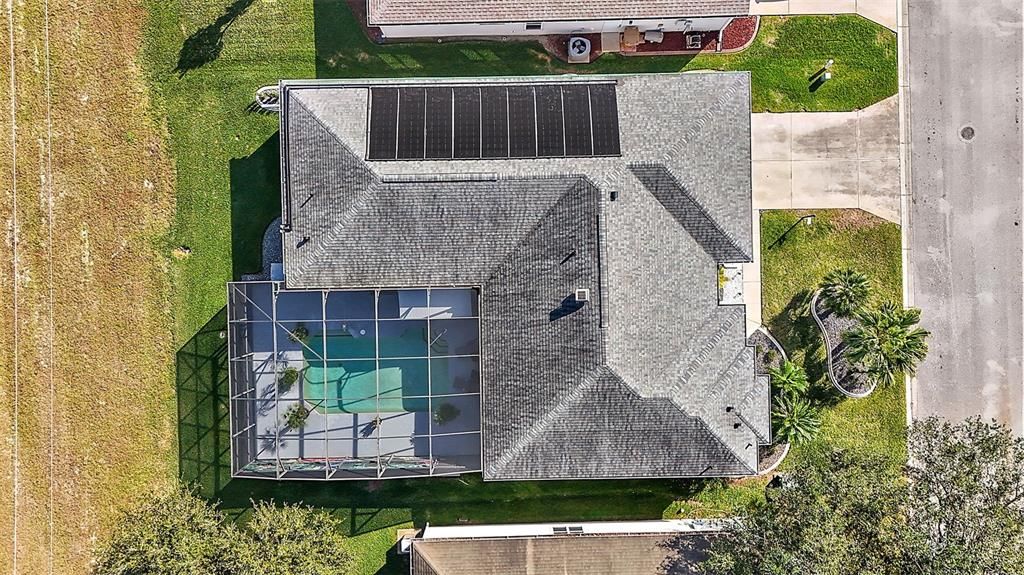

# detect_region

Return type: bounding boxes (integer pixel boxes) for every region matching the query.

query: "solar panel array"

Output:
[367,83,621,161]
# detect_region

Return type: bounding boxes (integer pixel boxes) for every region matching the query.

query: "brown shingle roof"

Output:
[367,0,749,25]
[410,533,712,575]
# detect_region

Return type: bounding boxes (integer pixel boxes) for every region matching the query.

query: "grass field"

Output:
[1,2,177,574]
[760,209,906,466]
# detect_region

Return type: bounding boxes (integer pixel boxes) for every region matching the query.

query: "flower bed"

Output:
[722,16,759,51]
[810,291,876,398]
[748,326,787,376]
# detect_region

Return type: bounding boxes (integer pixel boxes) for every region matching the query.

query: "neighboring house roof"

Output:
[366,0,750,25]
[410,533,711,575]
[278,74,767,480]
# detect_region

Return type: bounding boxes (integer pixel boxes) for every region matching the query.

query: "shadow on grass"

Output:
[767,290,844,407]
[176,0,256,76]
[229,134,282,279]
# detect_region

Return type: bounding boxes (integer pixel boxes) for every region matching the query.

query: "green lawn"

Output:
[760,210,906,467]
[147,2,899,571]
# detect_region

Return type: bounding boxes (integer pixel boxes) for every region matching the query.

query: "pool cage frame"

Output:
[228,281,483,480]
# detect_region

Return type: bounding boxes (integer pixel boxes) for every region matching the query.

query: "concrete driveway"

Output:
[750,0,897,30]
[751,96,900,224]
[906,0,1023,434]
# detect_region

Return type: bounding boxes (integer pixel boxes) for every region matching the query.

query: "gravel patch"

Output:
[811,292,875,397]
[241,217,283,281]
[758,442,789,475]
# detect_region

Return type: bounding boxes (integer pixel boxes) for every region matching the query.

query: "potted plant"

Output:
[278,367,299,392]
[288,323,310,344]
[284,404,310,430]
[433,402,460,426]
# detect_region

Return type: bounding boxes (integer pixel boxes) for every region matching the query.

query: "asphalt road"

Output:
[907,0,1024,433]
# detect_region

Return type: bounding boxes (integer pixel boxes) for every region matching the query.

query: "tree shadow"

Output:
[176,0,257,76]
[229,134,282,279]
[658,533,714,574]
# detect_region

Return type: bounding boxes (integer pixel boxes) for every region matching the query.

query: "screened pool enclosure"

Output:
[227,282,482,480]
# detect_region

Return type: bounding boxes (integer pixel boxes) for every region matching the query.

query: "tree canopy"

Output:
[94,487,353,575]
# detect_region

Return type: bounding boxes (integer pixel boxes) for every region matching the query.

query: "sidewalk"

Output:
[749,0,897,31]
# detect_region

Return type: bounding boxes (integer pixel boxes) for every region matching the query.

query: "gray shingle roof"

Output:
[277,74,767,479]
[367,0,749,25]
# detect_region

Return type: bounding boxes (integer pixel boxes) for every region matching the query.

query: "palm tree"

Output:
[772,394,822,445]
[819,268,871,317]
[844,301,930,387]
[769,360,809,397]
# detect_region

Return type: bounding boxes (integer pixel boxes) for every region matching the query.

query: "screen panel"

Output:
[368,87,399,160]
[365,83,619,161]
[480,86,509,159]
[397,87,426,160]
[425,87,454,159]
[453,87,481,159]
[589,83,621,156]
[508,86,537,158]
[535,85,565,157]
[562,84,593,157]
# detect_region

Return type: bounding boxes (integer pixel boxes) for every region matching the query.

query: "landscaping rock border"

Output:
[748,325,787,376]
[757,442,790,475]
[810,290,876,398]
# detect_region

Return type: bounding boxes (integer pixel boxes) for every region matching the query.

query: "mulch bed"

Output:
[721,16,758,51]
[812,295,874,397]
[748,328,786,376]
[347,0,383,43]
[758,443,789,474]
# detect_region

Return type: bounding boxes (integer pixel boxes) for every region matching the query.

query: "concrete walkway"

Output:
[742,95,901,334]
[750,0,897,31]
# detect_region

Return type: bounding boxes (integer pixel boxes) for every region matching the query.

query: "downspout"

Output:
[717,17,735,52]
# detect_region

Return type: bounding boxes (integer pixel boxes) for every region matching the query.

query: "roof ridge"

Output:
[629,163,750,262]
[482,176,594,284]
[286,97,381,282]
[485,366,607,478]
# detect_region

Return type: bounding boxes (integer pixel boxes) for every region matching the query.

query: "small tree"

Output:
[771,394,821,445]
[844,301,930,387]
[233,501,352,575]
[278,367,299,392]
[768,360,809,397]
[819,268,871,317]
[905,417,1024,574]
[284,404,309,430]
[92,486,239,575]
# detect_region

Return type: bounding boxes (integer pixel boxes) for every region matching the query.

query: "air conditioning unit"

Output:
[575,288,590,302]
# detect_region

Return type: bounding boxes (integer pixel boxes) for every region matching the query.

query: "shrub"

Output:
[771,394,821,445]
[769,360,809,397]
[277,367,299,392]
[284,404,310,430]
[844,301,930,387]
[288,323,310,344]
[819,268,871,317]
[433,402,460,425]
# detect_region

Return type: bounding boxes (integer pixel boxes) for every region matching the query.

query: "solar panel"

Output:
[397,87,426,160]
[425,87,453,159]
[480,86,509,158]
[453,87,481,159]
[535,85,565,157]
[589,84,621,156]
[561,85,593,157]
[366,83,620,161]
[368,87,399,160]
[508,86,537,158]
